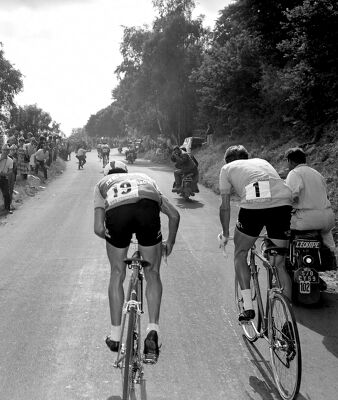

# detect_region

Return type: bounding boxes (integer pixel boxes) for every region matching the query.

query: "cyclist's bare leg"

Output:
[138,242,162,325]
[269,238,292,300]
[106,242,128,326]
[234,227,257,290]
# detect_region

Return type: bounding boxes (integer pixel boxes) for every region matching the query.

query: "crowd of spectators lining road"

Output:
[0,130,72,216]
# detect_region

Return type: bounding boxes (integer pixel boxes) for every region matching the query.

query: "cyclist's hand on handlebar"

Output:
[218,232,229,248]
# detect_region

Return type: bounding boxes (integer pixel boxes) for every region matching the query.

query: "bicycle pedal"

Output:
[239,320,251,326]
[142,354,158,365]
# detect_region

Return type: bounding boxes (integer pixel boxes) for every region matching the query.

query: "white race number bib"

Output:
[106,180,139,206]
[245,180,271,203]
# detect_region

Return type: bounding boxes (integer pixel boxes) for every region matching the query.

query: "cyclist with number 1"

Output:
[93,160,180,362]
[218,145,293,322]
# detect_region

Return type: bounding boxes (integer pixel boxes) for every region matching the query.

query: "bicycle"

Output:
[234,236,302,400]
[102,153,109,168]
[113,241,162,400]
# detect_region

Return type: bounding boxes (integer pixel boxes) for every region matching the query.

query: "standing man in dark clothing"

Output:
[0,144,14,214]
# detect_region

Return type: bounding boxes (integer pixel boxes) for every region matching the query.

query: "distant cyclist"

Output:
[76,147,87,169]
[93,160,180,361]
[96,142,102,159]
[101,140,110,167]
[218,145,293,322]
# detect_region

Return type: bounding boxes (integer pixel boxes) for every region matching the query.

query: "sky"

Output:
[0,0,232,135]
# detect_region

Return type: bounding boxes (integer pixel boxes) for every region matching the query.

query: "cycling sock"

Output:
[146,323,159,334]
[110,325,121,341]
[241,289,253,310]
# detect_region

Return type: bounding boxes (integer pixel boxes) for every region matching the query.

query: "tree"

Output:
[0,43,23,126]
[278,0,338,137]
[9,104,60,136]
[112,0,207,143]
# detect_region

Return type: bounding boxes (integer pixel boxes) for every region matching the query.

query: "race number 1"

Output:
[245,180,271,202]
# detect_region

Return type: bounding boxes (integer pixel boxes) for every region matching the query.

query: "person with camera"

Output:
[0,144,14,214]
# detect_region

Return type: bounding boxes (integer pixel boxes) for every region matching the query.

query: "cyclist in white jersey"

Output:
[94,160,180,360]
[218,145,293,322]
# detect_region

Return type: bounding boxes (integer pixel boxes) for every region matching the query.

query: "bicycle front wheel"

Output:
[269,293,302,400]
[122,306,137,400]
[235,276,261,342]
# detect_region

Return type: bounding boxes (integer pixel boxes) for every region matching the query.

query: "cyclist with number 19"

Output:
[218,145,293,322]
[93,160,180,362]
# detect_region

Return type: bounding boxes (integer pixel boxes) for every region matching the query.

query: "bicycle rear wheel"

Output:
[235,276,261,342]
[122,305,136,400]
[269,293,302,400]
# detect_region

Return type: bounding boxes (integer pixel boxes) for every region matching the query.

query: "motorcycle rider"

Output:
[171,146,199,194]
[285,147,337,264]
[101,139,110,167]
[125,144,137,163]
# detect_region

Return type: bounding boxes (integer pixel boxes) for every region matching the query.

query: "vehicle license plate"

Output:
[296,268,319,294]
[299,281,311,294]
[294,240,320,249]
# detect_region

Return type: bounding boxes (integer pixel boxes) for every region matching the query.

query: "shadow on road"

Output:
[294,291,338,358]
[242,336,280,400]
[174,198,204,209]
[242,335,308,400]
[146,164,171,172]
[107,379,147,400]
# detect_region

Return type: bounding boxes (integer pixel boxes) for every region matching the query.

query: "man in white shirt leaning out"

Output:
[285,147,337,264]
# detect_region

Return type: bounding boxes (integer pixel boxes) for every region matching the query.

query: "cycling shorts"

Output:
[236,205,292,240]
[105,199,162,248]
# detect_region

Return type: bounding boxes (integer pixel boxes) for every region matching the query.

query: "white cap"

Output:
[103,160,128,176]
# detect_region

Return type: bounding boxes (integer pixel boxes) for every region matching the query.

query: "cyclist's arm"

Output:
[160,196,180,256]
[93,185,106,239]
[219,193,231,238]
[94,207,106,239]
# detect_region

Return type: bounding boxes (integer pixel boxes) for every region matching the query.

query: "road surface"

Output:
[0,149,337,399]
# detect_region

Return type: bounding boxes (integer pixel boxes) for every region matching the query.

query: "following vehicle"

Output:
[126,150,136,164]
[287,230,329,305]
[175,173,195,200]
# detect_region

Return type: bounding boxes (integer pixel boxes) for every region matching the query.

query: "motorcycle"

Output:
[287,230,328,305]
[126,151,136,164]
[176,173,195,200]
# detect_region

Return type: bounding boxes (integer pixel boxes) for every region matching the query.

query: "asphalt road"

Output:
[0,149,337,400]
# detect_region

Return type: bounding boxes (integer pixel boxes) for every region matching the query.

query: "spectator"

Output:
[34,143,49,183]
[206,123,214,146]
[8,141,18,190]
[25,138,38,172]
[0,144,14,214]
[37,134,46,150]
[17,137,29,180]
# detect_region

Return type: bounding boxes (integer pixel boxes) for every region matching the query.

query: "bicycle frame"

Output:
[249,242,283,341]
[114,255,145,384]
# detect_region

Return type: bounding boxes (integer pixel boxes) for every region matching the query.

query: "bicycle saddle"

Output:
[124,251,150,267]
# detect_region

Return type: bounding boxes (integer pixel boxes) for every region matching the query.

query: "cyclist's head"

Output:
[224,145,249,163]
[103,160,128,176]
[285,147,306,165]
